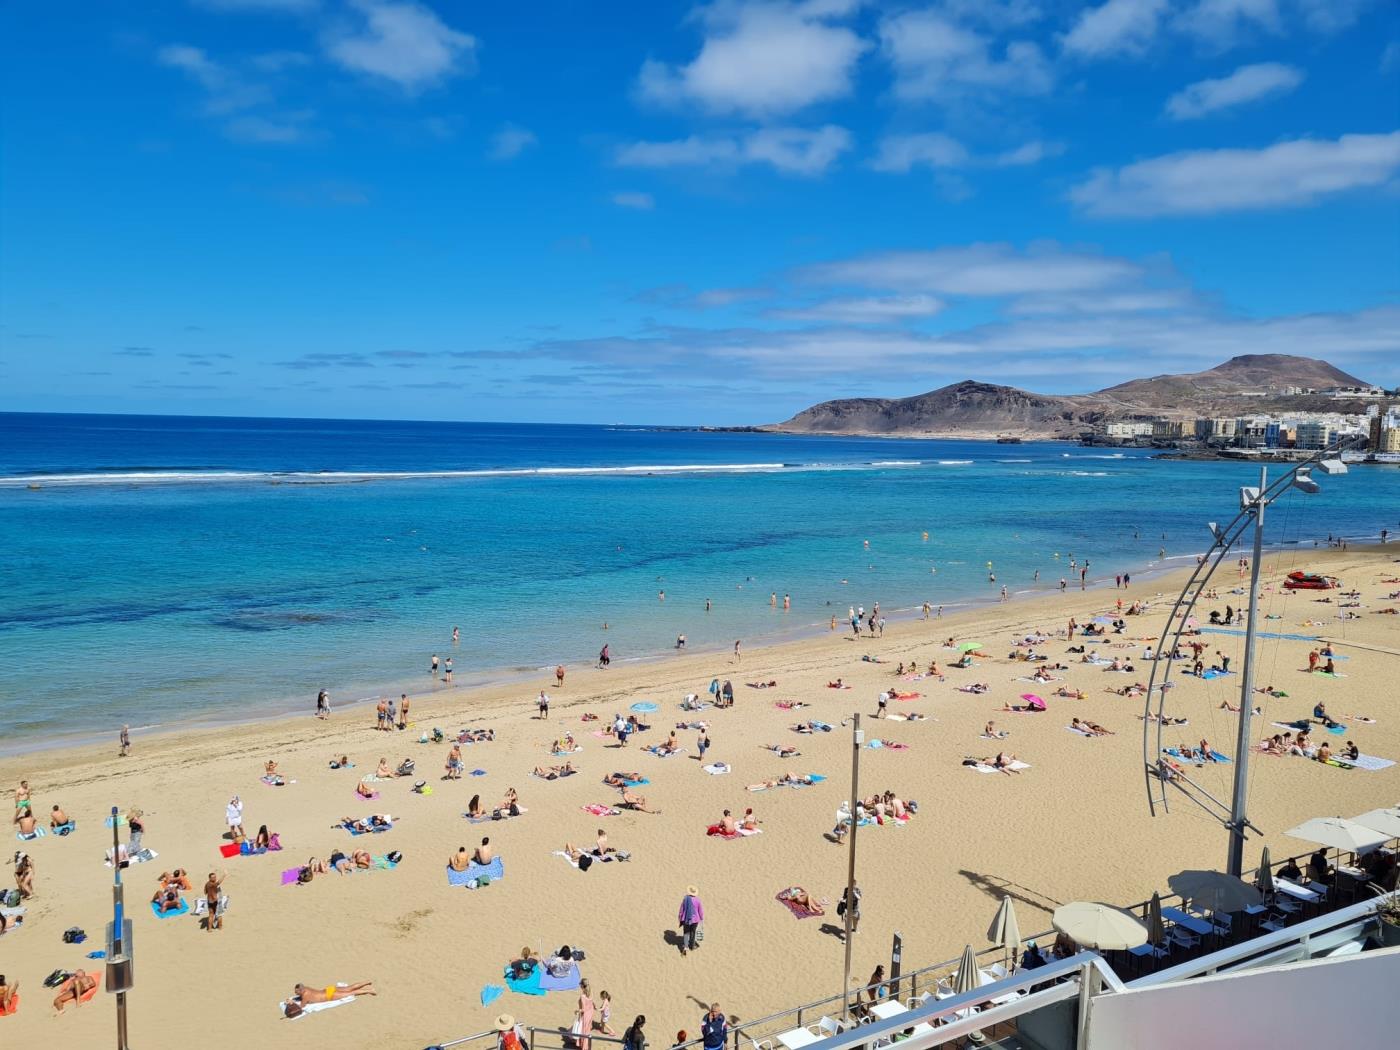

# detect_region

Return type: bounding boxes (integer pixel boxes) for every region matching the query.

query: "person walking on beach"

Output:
[733,640,741,663]
[398,694,409,730]
[622,1016,647,1050]
[697,730,710,762]
[598,645,611,669]
[204,869,227,932]
[538,691,550,720]
[556,664,566,687]
[837,883,862,936]
[316,690,329,720]
[701,1004,727,1050]
[119,724,130,757]
[677,885,704,955]
[575,978,596,1050]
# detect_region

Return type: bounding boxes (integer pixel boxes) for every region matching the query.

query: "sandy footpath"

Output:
[1,546,1397,1050]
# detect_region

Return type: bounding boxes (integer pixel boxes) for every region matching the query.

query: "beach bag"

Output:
[62,927,86,944]
[268,833,282,850]
[387,850,403,864]
[578,854,593,872]
[695,924,704,943]
[2,889,19,907]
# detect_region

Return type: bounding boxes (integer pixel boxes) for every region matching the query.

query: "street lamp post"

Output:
[107,805,134,1049]
[841,713,863,1020]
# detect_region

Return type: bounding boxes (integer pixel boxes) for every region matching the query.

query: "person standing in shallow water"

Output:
[119,724,130,756]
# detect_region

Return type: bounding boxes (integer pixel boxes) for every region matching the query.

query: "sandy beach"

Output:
[2,545,1397,1050]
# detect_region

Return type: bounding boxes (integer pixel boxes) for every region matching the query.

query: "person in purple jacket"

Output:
[677,885,704,956]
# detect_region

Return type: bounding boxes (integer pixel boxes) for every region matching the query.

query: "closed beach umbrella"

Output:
[1020,693,1046,711]
[953,944,981,996]
[1146,893,1165,947]
[1254,847,1275,895]
[1352,807,1400,840]
[959,643,983,653]
[1052,902,1147,951]
[1285,817,1387,853]
[987,897,1021,964]
[1166,870,1262,913]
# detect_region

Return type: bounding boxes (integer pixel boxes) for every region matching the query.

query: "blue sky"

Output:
[2,0,1398,425]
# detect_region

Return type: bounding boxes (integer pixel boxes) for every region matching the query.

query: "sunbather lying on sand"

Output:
[533,762,576,779]
[957,683,990,694]
[766,743,801,757]
[602,771,643,787]
[747,680,777,689]
[355,781,377,799]
[747,772,815,791]
[620,789,659,813]
[776,887,825,915]
[1054,687,1087,699]
[285,981,377,1016]
[1071,718,1114,736]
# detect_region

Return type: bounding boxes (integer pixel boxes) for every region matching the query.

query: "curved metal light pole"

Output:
[1140,437,1359,877]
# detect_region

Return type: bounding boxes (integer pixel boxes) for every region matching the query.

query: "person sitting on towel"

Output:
[1342,740,1360,761]
[473,837,493,866]
[449,846,472,872]
[545,946,576,978]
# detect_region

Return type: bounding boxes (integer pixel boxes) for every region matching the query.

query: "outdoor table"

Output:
[1275,877,1320,902]
[776,1028,821,1050]
[870,1001,908,1021]
[1160,907,1213,936]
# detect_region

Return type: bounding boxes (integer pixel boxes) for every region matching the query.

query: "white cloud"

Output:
[638,1,867,117]
[1071,131,1400,217]
[1296,0,1374,34]
[870,133,969,172]
[611,192,656,210]
[224,111,313,143]
[1062,0,1168,58]
[768,294,946,323]
[1007,288,1200,315]
[1166,62,1303,120]
[992,140,1064,166]
[192,0,320,11]
[158,44,272,113]
[1382,41,1400,73]
[1176,0,1281,49]
[489,124,537,160]
[797,244,1144,296]
[324,0,475,91]
[880,10,1052,101]
[616,125,852,176]
[249,50,314,72]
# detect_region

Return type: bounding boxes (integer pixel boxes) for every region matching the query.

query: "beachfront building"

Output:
[1193,417,1237,443]
[1294,421,1334,450]
[1104,421,1154,439]
[1369,406,1400,452]
[1151,420,1190,440]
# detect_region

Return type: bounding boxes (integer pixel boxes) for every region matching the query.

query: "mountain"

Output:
[1095,355,1368,411]
[768,355,1378,439]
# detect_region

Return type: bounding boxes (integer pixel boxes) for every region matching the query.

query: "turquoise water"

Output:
[1,413,1395,748]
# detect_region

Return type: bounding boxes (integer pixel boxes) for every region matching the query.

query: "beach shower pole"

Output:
[1226,468,1267,879]
[842,713,863,1021]
[107,805,133,1049]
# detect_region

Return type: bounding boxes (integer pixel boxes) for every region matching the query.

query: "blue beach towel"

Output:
[1199,670,1235,681]
[539,962,582,992]
[445,856,504,886]
[1164,748,1232,765]
[620,777,649,787]
[505,967,546,996]
[481,984,505,1006]
[151,898,189,918]
[470,769,487,777]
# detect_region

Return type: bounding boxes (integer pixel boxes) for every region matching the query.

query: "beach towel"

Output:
[103,815,129,829]
[279,996,356,1018]
[645,746,686,757]
[105,848,157,868]
[540,962,582,992]
[219,842,242,858]
[967,761,1031,774]
[446,856,504,886]
[776,891,826,920]
[481,984,505,1006]
[342,818,395,836]
[51,821,76,836]
[1313,671,1347,679]
[1164,748,1231,765]
[702,763,730,775]
[150,898,189,918]
[582,804,620,816]
[15,827,44,842]
[261,775,295,786]
[1066,725,1093,737]
[505,967,546,996]
[619,777,649,787]
[894,692,922,701]
[1331,753,1395,772]
[354,789,381,800]
[551,746,583,756]
[1199,670,1235,681]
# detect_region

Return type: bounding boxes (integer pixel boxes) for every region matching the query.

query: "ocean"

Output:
[2,412,1395,751]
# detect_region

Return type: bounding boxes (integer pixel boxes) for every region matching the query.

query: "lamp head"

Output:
[1316,459,1347,476]
[1292,468,1320,494]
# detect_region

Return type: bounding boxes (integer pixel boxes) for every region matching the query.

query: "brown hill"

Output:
[768,355,1378,439]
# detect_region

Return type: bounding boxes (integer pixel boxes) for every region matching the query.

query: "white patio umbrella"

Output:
[1254,846,1275,895]
[1052,901,1148,951]
[953,944,981,996]
[1166,869,1263,913]
[987,896,1021,966]
[1286,817,1388,853]
[1352,807,1400,840]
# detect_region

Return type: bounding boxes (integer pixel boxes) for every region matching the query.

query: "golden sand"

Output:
[2,547,1397,1049]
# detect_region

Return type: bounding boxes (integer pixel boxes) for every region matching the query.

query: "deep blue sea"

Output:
[2,412,1396,750]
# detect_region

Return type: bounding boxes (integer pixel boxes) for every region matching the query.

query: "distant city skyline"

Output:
[2,1,1399,425]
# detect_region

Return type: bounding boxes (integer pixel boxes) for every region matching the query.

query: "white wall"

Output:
[1085,946,1399,1048]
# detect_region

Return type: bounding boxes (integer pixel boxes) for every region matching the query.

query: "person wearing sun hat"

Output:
[496,1013,524,1050]
[677,885,704,956]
